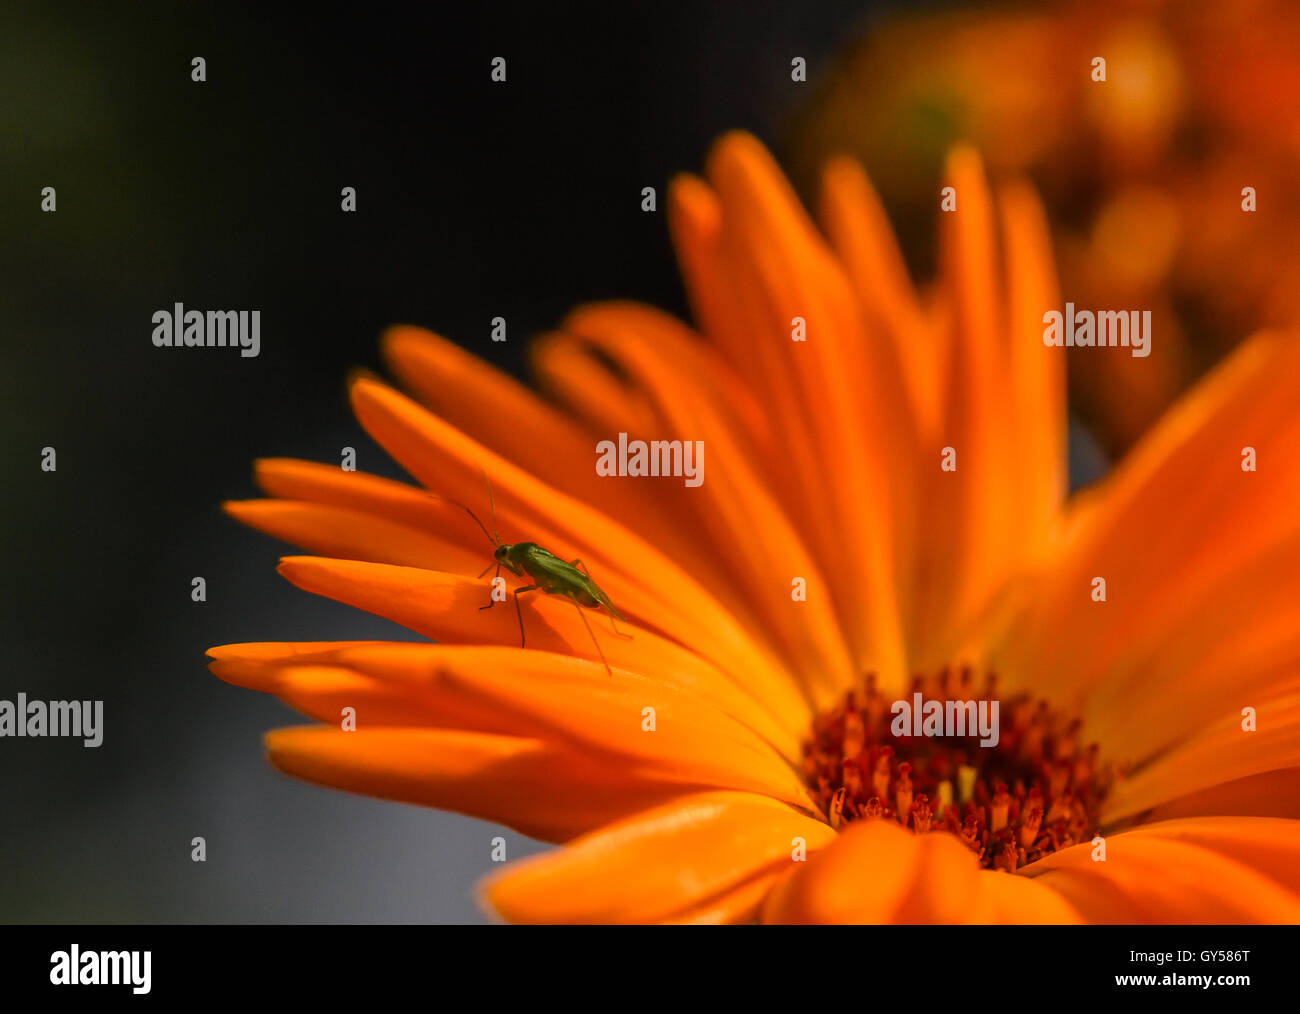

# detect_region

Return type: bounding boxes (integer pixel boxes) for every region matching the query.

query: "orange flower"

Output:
[209,132,1300,924]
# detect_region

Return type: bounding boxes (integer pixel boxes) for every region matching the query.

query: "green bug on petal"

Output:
[432,472,630,675]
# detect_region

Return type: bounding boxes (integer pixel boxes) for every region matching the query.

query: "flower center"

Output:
[800,669,1112,871]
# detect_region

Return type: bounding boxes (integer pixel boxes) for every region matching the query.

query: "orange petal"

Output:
[819,155,935,435]
[929,147,1018,644]
[210,636,802,761]
[209,643,535,735]
[564,301,775,469]
[223,499,486,575]
[1111,817,1300,895]
[1023,818,1300,923]
[706,131,907,684]
[346,377,800,701]
[666,173,754,384]
[252,458,491,551]
[999,329,1300,703]
[663,178,795,501]
[382,324,595,481]
[999,180,1066,557]
[1102,689,1300,825]
[1136,768,1300,824]
[666,171,805,484]
[1082,532,1300,764]
[221,644,814,807]
[480,791,835,923]
[556,305,857,705]
[383,325,725,585]
[529,329,660,437]
[1112,816,1300,894]
[761,820,1082,924]
[274,558,811,744]
[820,155,974,667]
[207,640,390,663]
[266,726,693,843]
[664,870,784,925]
[527,322,773,639]
[256,665,456,726]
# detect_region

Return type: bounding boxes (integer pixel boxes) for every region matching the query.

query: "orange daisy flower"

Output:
[209,132,1300,924]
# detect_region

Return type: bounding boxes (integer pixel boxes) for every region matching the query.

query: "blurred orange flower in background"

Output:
[786,0,1300,456]
[209,132,1300,923]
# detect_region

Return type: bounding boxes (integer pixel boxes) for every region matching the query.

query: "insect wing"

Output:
[521,550,625,619]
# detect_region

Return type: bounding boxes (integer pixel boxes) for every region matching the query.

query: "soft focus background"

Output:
[787,0,1300,454]
[5,0,1266,922]
[0,0,912,923]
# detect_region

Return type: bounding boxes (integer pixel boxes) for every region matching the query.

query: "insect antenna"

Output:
[428,468,507,583]
[426,492,498,549]
[481,468,502,545]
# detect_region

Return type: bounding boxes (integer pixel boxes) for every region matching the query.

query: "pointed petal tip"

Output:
[821,152,866,183]
[221,498,260,520]
[345,365,383,391]
[705,129,773,180]
[945,143,985,172]
[252,455,298,472]
[473,875,511,924]
[667,169,704,190]
[251,457,298,489]
[274,555,321,582]
[666,172,719,231]
[380,323,451,364]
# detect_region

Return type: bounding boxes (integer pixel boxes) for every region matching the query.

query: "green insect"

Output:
[432,474,631,675]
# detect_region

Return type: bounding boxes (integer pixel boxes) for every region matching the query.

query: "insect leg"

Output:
[570,558,630,641]
[512,585,540,647]
[478,562,502,610]
[571,601,612,677]
[605,610,633,640]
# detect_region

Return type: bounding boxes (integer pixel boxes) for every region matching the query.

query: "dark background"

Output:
[0,1,952,922]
